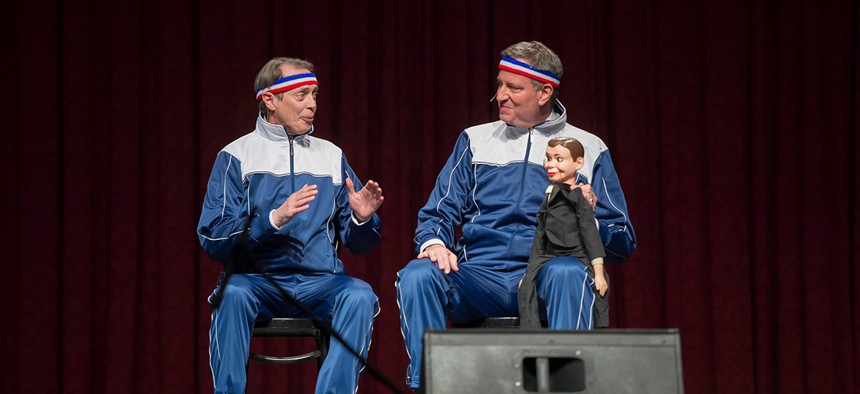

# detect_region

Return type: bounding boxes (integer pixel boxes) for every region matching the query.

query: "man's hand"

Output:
[346,178,384,222]
[273,184,318,227]
[572,182,597,210]
[417,244,459,274]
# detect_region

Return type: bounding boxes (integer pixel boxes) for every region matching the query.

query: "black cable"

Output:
[209,212,253,310]
[210,212,405,394]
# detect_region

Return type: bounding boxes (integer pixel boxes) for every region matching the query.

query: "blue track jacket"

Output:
[414,100,635,265]
[197,116,382,274]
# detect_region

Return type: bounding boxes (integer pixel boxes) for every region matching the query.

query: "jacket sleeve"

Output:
[413,132,474,254]
[572,187,606,262]
[335,155,382,255]
[196,151,269,263]
[591,150,637,263]
[529,191,550,259]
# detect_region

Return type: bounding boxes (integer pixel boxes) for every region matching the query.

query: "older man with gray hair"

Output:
[198,57,384,394]
[395,41,636,390]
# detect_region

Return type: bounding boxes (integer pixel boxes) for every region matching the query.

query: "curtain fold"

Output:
[1,0,856,393]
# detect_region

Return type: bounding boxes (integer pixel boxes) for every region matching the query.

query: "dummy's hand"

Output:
[572,183,597,210]
[273,184,318,227]
[594,275,608,297]
[346,178,384,222]
[417,244,459,274]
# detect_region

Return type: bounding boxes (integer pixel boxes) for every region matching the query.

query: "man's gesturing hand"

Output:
[347,178,384,222]
[273,184,318,228]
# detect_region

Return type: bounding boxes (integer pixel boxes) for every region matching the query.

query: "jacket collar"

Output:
[504,99,568,136]
[255,114,314,146]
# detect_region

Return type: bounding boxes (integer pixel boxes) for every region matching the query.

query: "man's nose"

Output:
[496,86,508,101]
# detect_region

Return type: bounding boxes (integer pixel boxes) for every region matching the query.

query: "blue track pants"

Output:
[395,256,593,390]
[209,272,378,394]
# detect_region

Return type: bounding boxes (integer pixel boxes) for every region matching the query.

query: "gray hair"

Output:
[254,57,315,114]
[501,41,563,101]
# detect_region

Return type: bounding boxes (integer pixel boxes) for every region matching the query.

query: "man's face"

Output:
[495,66,549,128]
[544,144,583,185]
[264,64,318,135]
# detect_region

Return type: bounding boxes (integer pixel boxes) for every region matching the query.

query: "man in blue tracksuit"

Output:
[197,57,384,394]
[395,41,636,390]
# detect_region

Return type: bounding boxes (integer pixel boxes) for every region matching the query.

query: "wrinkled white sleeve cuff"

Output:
[419,239,445,253]
[351,213,369,226]
[269,210,283,230]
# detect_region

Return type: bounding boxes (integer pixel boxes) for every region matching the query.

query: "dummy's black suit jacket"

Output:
[518,184,608,328]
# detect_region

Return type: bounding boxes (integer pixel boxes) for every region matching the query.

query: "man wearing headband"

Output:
[396,41,636,390]
[198,57,384,393]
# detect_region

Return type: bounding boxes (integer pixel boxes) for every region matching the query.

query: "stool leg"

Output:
[315,331,330,369]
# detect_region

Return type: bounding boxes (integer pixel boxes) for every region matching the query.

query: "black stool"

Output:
[451,316,521,328]
[249,318,330,369]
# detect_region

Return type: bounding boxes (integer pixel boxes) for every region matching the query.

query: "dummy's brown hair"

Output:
[547,137,584,160]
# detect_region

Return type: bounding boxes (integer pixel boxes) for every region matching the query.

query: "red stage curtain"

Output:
[1,0,857,393]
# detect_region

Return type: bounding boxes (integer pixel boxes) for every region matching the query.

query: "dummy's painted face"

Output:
[544,144,584,186]
[495,68,548,128]
[264,64,318,135]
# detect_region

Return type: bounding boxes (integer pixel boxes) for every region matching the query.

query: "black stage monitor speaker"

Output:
[422,329,683,394]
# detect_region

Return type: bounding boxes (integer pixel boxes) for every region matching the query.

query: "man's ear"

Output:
[261,93,278,111]
[538,84,554,106]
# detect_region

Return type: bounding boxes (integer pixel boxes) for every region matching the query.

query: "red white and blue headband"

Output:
[255,72,318,100]
[498,56,561,88]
